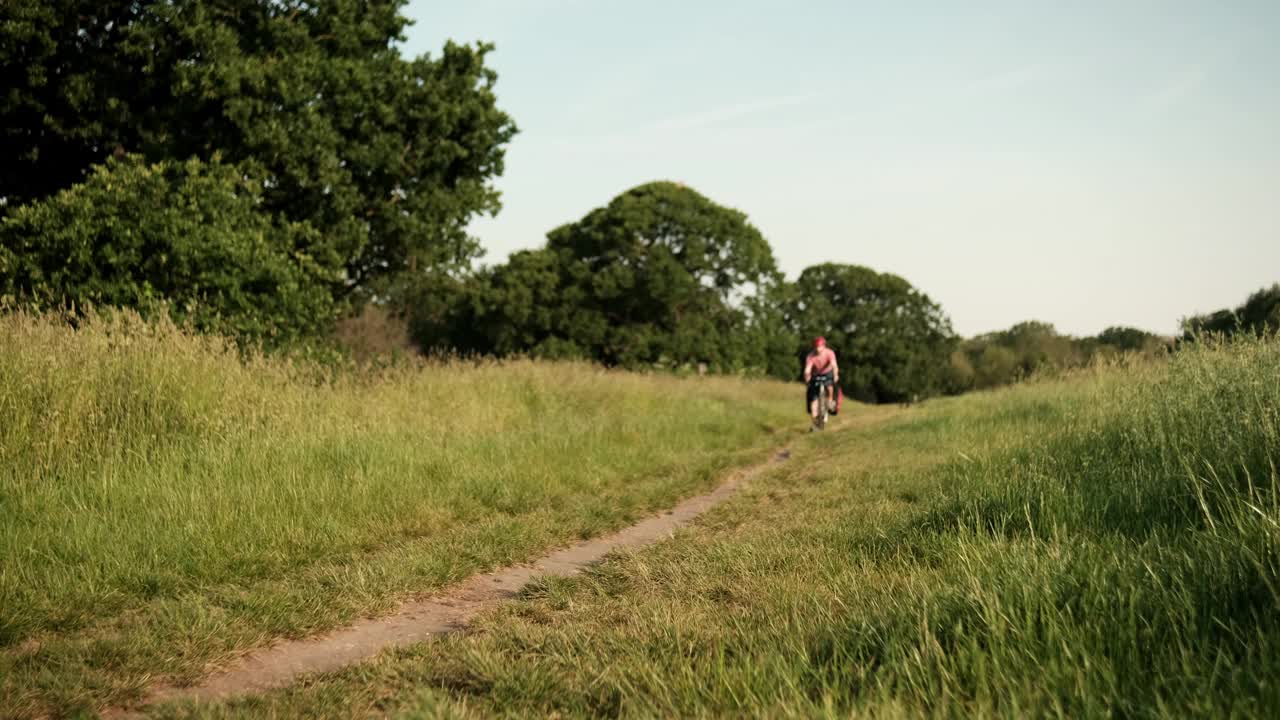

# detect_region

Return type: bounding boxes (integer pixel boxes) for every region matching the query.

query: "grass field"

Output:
[0,311,799,718]
[132,334,1280,718]
[4,313,1278,718]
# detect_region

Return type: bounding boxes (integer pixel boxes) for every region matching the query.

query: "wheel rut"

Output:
[106,446,796,716]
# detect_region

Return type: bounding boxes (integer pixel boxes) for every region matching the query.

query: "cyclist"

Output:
[804,336,840,426]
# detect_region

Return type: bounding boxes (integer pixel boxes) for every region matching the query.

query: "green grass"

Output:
[0,311,800,718]
[148,335,1280,718]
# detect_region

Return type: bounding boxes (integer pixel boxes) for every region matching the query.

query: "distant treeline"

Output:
[943,322,1170,395]
[942,286,1280,394]
[1,1,1274,404]
[400,181,1209,402]
[405,180,957,403]
[1182,284,1280,340]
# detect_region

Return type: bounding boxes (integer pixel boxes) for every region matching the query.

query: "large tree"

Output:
[791,263,955,403]
[544,181,781,368]
[417,182,786,372]
[2,0,515,298]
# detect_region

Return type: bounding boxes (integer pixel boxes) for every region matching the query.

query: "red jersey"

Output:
[805,347,838,377]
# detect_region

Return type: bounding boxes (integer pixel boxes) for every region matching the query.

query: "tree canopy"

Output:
[1096,326,1164,352]
[416,182,784,372]
[3,0,515,306]
[789,263,955,403]
[1183,284,1280,339]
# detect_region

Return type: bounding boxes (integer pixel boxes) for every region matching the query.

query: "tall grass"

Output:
[888,334,1280,715]
[215,334,1280,718]
[0,310,798,717]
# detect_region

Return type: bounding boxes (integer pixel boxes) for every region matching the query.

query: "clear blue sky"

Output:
[401,0,1279,337]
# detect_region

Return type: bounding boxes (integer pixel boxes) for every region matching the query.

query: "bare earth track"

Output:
[106,446,798,717]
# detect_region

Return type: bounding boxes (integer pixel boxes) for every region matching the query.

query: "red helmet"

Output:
[814,336,826,347]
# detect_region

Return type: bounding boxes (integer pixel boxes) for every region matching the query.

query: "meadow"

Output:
[0,311,798,718]
[4,311,1278,718]
[135,333,1280,718]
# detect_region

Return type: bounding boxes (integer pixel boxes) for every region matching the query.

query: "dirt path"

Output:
[108,446,795,716]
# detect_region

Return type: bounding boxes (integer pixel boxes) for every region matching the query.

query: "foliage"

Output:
[1096,324,1163,352]
[332,303,418,362]
[1183,283,1280,339]
[414,182,785,373]
[1,0,515,298]
[947,321,1168,393]
[741,280,803,380]
[0,155,334,344]
[789,263,955,403]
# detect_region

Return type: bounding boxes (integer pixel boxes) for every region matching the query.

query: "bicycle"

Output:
[808,374,836,431]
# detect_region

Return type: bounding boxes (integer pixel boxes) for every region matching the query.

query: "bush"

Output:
[0,155,336,345]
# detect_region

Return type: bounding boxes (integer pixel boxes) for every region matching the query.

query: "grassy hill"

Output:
[156,334,1280,719]
[3,311,1278,718]
[0,311,798,718]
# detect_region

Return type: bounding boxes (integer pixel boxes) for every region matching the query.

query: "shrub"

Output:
[1,155,336,345]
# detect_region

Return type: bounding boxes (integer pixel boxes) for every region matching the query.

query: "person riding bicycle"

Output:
[804,336,839,425]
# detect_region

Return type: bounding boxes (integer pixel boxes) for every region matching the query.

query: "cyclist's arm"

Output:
[803,355,813,383]
[832,354,840,382]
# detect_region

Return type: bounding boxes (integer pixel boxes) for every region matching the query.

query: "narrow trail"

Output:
[107,445,800,717]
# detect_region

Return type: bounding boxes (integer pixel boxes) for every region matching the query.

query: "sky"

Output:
[401,0,1279,337]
